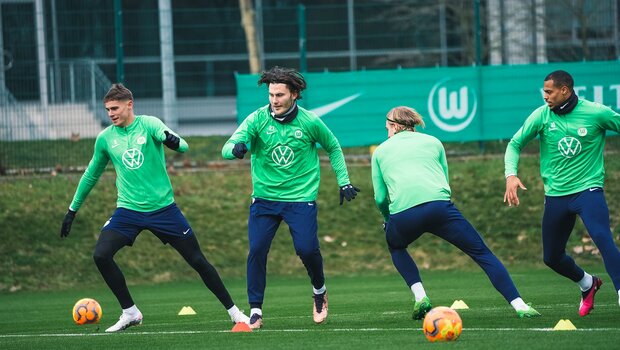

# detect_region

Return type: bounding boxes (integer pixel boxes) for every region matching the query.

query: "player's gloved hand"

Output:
[232,143,248,159]
[339,184,360,205]
[60,209,77,238]
[163,131,180,150]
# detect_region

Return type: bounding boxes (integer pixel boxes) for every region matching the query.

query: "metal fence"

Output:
[1,0,619,173]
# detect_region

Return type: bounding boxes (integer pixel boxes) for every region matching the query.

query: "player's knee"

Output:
[92,248,112,266]
[587,229,609,243]
[248,243,270,257]
[186,252,209,270]
[296,247,319,260]
[386,236,407,250]
[542,254,559,268]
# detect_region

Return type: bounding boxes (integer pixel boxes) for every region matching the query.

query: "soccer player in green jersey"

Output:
[222,66,360,328]
[372,106,540,320]
[60,84,250,332]
[504,70,620,316]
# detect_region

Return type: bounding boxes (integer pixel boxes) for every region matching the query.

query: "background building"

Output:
[0,0,618,143]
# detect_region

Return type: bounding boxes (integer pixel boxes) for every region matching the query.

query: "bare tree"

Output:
[370,0,484,67]
[239,0,262,73]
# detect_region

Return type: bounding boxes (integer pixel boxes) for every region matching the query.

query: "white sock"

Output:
[578,272,593,292]
[411,282,427,302]
[313,285,326,295]
[617,289,620,306]
[510,297,529,311]
[250,308,262,317]
[123,305,139,316]
[227,305,240,318]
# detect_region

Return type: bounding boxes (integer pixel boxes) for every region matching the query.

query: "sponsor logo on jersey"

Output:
[578,127,588,137]
[266,125,277,135]
[137,136,146,145]
[558,137,582,158]
[122,148,145,169]
[294,130,303,138]
[271,145,294,166]
[111,139,120,148]
[427,78,477,132]
[549,122,558,132]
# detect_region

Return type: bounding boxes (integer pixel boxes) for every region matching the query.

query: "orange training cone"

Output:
[231,322,252,332]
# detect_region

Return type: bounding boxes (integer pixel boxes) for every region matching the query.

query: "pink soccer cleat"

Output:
[579,276,602,317]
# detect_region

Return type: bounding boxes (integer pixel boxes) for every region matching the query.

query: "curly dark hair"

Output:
[257,66,307,100]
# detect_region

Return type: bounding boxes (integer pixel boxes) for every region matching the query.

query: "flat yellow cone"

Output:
[553,319,577,331]
[178,306,197,316]
[450,300,469,309]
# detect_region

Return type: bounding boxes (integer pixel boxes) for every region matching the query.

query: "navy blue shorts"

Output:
[101,203,194,245]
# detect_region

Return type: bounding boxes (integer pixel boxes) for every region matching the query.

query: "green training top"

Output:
[371,131,451,222]
[69,115,188,212]
[222,104,350,201]
[505,99,620,196]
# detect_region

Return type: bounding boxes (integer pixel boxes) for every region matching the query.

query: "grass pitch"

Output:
[1,269,619,349]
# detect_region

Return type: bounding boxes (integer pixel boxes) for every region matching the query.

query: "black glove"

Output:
[163,131,180,150]
[232,143,248,159]
[339,184,360,205]
[60,209,77,238]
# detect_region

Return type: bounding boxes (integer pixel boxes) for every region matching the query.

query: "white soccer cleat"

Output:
[248,313,263,329]
[313,292,328,324]
[230,310,250,325]
[105,311,143,332]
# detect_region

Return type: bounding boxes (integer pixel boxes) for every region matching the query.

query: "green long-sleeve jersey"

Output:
[222,105,350,201]
[69,115,188,212]
[371,131,451,222]
[505,99,620,196]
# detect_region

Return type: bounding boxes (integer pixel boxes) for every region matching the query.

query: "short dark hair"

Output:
[258,66,307,100]
[103,83,133,102]
[544,70,574,90]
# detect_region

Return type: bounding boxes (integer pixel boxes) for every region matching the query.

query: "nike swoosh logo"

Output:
[112,143,120,148]
[183,228,190,234]
[311,93,362,118]
[589,188,600,192]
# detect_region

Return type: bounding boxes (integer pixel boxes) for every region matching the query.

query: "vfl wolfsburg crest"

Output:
[427,78,478,132]
[122,148,144,169]
[558,137,582,158]
[271,145,294,166]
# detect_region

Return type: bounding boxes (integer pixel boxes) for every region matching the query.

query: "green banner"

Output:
[236,61,620,147]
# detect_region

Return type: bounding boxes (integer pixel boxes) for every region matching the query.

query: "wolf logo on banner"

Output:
[427,78,477,132]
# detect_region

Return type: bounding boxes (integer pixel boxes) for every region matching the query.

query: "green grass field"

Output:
[2,137,620,349]
[1,269,619,349]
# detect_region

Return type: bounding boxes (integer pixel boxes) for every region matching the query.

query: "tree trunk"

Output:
[239,0,262,73]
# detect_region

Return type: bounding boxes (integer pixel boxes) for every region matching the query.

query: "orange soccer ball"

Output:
[72,298,102,325]
[422,306,462,342]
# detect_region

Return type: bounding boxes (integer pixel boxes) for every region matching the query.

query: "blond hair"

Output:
[386,106,425,133]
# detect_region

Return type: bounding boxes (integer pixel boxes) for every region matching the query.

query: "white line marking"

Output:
[2,327,619,338]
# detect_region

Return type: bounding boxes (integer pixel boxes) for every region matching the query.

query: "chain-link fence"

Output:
[1,0,619,173]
